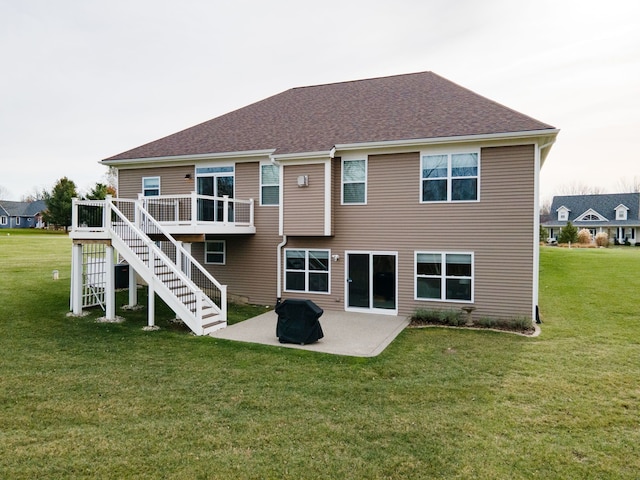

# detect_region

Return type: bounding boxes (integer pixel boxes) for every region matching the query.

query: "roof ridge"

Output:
[290,71,434,91]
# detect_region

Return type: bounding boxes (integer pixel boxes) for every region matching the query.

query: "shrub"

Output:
[577,229,592,244]
[475,316,533,332]
[410,308,464,327]
[558,221,578,244]
[595,232,609,247]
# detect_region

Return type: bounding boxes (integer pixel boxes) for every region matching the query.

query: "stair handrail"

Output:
[112,196,227,319]
[105,199,208,318]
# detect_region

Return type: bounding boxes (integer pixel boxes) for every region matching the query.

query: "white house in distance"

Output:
[543,193,640,244]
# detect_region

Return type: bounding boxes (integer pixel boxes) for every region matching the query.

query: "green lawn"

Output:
[1,233,639,479]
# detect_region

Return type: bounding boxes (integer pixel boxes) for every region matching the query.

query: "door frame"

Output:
[344,250,398,315]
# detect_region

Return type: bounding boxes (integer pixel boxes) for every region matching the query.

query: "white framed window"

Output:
[415,251,474,303]
[615,205,628,220]
[0,216,6,225]
[260,163,280,205]
[285,249,330,293]
[205,240,226,265]
[421,152,479,203]
[142,176,160,196]
[342,158,367,204]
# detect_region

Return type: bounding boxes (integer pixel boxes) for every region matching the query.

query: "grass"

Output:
[1,233,640,479]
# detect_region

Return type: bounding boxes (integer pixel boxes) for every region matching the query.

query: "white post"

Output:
[105,245,116,320]
[249,198,254,227]
[104,195,112,230]
[176,241,183,273]
[191,191,197,226]
[223,195,229,224]
[71,197,78,231]
[148,247,155,327]
[71,243,83,315]
[182,242,191,278]
[128,264,137,307]
[148,282,155,328]
[220,284,228,322]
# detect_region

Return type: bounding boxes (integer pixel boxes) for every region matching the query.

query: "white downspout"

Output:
[276,235,287,304]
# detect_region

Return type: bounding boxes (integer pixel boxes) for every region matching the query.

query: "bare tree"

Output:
[103,166,118,196]
[20,186,46,202]
[614,176,640,193]
[0,185,9,199]
[539,197,552,223]
[557,181,606,195]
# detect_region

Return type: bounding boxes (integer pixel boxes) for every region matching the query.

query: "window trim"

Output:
[414,251,474,303]
[420,150,480,204]
[284,248,331,295]
[142,176,160,197]
[204,240,226,265]
[0,216,6,225]
[341,157,367,205]
[260,162,280,206]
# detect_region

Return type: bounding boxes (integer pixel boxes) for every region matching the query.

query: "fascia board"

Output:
[101,149,276,167]
[334,129,560,154]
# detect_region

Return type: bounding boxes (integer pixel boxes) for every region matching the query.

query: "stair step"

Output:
[202,319,225,329]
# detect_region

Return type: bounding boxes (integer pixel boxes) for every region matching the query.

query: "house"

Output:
[0,200,46,229]
[69,71,558,334]
[543,193,640,244]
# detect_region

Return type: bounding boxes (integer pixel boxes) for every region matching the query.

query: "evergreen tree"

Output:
[43,177,78,232]
[558,221,578,244]
[86,182,115,200]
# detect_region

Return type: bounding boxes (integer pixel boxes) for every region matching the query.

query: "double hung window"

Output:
[261,164,280,205]
[142,176,160,197]
[421,152,478,202]
[285,249,330,293]
[416,252,473,302]
[342,158,367,204]
[205,240,225,264]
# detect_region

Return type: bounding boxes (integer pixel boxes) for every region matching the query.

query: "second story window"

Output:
[142,176,160,196]
[421,152,479,203]
[342,158,367,204]
[261,164,280,205]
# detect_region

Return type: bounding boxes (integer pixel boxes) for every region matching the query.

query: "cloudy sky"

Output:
[1,0,639,202]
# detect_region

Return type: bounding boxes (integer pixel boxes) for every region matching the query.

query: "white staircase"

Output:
[105,199,227,335]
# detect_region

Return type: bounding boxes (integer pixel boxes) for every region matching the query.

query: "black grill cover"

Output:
[275,299,324,344]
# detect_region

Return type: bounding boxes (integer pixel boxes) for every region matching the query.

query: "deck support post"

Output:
[105,245,116,320]
[148,282,155,327]
[71,243,83,315]
[128,265,137,307]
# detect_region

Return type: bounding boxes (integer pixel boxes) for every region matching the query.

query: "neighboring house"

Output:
[543,193,640,244]
[70,71,558,334]
[0,200,46,229]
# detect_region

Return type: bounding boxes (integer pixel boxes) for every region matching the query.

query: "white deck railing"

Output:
[139,193,254,228]
[71,196,227,332]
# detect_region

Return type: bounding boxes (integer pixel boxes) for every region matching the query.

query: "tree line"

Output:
[43,177,115,232]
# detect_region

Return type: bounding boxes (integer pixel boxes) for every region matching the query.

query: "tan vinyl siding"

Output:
[196,162,281,306]
[283,145,536,320]
[118,166,195,199]
[283,163,326,236]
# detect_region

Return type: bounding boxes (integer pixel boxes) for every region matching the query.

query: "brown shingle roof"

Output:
[105,71,555,161]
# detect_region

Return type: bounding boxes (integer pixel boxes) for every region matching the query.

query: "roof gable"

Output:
[105,71,556,162]
[575,208,608,222]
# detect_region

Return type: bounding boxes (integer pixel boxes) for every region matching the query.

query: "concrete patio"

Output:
[209,310,410,357]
